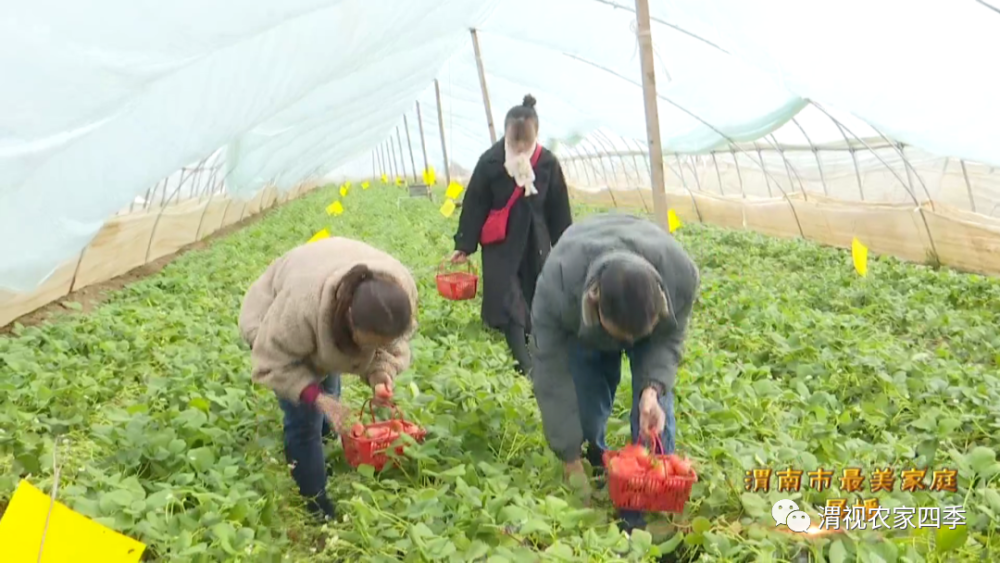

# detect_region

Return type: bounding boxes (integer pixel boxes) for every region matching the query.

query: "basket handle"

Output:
[358,399,406,424]
[636,432,666,455]
[437,259,477,276]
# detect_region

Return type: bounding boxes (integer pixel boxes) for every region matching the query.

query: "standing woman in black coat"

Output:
[448,94,574,375]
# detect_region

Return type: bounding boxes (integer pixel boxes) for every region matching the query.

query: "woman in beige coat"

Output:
[239,236,418,521]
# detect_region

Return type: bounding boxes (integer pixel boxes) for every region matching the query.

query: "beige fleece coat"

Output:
[238,237,419,403]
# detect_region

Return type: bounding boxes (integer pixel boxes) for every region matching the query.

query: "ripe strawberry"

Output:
[667,455,693,477]
[620,444,649,460]
[652,459,675,479]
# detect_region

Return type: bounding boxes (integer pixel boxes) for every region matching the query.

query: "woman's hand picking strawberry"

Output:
[370,371,394,406]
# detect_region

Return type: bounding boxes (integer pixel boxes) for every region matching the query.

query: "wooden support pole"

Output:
[634,0,669,229]
[388,140,399,180]
[371,151,377,179]
[434,79,452,186]
[377,143,386,177]
[404,115,419,184]
[470,28,497,144]
[395,126,408,180]
[416,101,430,176]
[392,140,401,180]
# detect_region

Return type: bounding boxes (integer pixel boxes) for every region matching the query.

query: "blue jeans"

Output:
[569,340,677,532]
[277,374,341,520]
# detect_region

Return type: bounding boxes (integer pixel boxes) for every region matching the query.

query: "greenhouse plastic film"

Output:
[0,0,498,292]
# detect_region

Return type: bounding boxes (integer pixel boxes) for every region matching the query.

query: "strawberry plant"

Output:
[1,183,999,561]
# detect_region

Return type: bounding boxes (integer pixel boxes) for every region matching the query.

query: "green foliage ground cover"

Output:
[1,183,999,562]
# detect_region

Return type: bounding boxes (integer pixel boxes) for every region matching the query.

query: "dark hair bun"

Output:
[522,94,537,109]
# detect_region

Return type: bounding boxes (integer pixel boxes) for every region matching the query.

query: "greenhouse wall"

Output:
[8,142,1000,329]
[554,137,1000,277]
[0,161,323,327]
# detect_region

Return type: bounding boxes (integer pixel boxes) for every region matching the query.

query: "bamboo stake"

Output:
[404,115,419,184]
[634,0,669,229]
[470,28,497,144]
[388,140,398,180]
[416,102,430,176]
[395,126,408,180]
[434,79,452,186]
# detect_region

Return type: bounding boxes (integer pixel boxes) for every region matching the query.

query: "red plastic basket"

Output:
[341,400,427,471]
[435,261,479,301]
[602,435,698,513]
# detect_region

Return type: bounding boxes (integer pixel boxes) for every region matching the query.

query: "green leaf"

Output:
[464,541,490,559]
[656,532,684,555]
[186,447,216,472]
[935,524,969,553]
[520,519,551,535]
[439,464,466,478]
[72,498,101,518]
[740,492,767,517]
[189,397,211,412]
[967,446,997,477]
[567,470,588,491]
[145,489,174,510]
[829,539,851,563]
[982,488,1000,513]
[544,541,575,559]
[691,516,711,534]
[499,505,529,524]
[630,528,653,552]
[103,489,133,507]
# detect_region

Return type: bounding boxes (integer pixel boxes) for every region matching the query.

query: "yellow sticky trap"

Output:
[423,167,436,186]
[325,201,344,216]
[339,185,348,197]
[381,173,388,184]
[667,209,682,233]
[445,181,464,200]
[308,228,331,242]
[852,237,868,276]
[440,199,456,218]
[361,181,370,190]
[395,177,404,186]
[0,480,146,562]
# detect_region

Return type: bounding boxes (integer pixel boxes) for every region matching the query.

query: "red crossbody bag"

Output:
[479,143,543,246]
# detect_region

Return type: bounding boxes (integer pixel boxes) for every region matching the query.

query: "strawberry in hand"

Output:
[369,371,394,406]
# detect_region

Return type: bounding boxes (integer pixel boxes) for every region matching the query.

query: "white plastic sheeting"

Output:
[3,0,999,292]
[0,0,499,291]
[337,0,1000,176]
[662,0,1000,167]
[335,0,812,177]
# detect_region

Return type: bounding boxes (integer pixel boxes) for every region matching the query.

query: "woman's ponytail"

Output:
[331,264,373,354]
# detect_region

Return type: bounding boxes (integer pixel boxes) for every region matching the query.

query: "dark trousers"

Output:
[569,340,677,532]
[501,238,541,376]
[277,374,341,520]
[503,322,532,375]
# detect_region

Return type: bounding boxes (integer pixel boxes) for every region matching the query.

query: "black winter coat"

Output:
[454,139,573,330]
